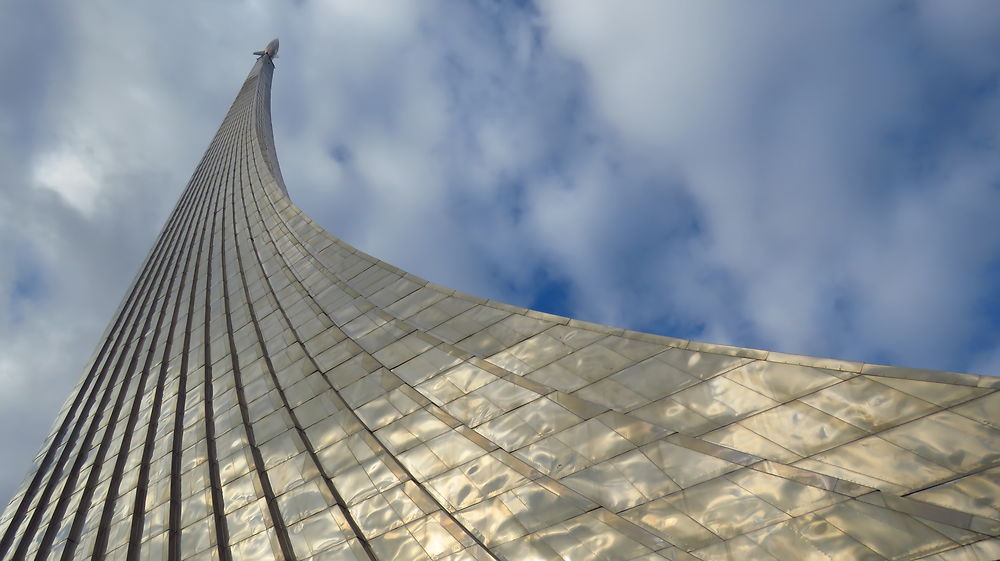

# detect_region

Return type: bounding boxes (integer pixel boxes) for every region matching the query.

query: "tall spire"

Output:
[1,42,998,561]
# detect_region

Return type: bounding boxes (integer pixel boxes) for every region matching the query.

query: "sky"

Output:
[2,0,1000,507]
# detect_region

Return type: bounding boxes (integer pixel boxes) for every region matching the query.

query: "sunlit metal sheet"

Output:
[1,42,998,561]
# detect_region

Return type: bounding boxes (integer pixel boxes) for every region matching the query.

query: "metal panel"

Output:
[0,42,997,561]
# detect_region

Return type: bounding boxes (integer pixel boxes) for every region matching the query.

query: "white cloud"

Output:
[536,0,1000,367]
[32,148,104,215]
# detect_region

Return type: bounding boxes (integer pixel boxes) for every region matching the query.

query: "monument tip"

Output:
[253,38,279,59]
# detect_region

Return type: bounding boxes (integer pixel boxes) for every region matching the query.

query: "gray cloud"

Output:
[537,1,1000,364]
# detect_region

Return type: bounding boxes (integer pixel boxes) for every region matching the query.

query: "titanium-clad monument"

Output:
[2,40,999,561]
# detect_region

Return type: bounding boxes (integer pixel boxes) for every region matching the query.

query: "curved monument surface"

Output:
[2,42,999,561]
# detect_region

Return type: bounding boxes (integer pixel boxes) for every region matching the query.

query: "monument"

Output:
[2,40,998,561]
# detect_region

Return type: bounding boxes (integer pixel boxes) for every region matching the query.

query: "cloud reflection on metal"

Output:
[1,44,998,561]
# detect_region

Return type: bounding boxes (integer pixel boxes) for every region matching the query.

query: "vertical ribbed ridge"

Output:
[2,44,997,561]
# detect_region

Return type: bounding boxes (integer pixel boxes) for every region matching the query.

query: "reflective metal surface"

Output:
[1,43,998,561]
